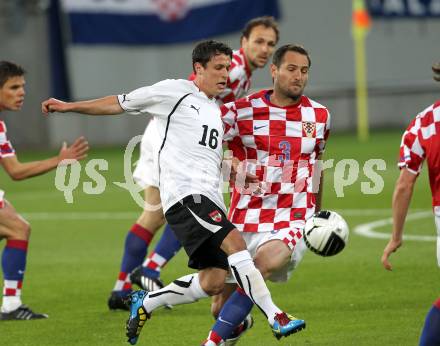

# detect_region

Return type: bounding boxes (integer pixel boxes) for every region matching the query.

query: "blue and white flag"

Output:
[61,0,280,45]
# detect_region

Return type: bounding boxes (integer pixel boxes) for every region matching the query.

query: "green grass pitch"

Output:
[0,130,438,345]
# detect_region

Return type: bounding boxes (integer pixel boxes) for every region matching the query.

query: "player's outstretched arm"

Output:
[381,168,417,271]
[42,95,123,116]
[0,137,89,180]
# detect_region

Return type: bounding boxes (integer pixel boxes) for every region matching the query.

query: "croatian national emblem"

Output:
[302,121,315,138]
[209,210,222,223]
[152,0,189,21]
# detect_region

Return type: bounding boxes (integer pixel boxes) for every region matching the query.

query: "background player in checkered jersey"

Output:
[0,61,89,320]
[41,40,305,344]
[129,15,280,301]
[382,62,440,346]
[202,44,331,346]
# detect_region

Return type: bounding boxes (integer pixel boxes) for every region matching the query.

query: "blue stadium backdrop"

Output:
[366,0,440,18]
[60,0,280,45]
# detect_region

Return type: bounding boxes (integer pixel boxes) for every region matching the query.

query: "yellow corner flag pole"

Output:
[352,0,371,142]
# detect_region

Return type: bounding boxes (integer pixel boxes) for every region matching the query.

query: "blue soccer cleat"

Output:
[271,312,305,340]
[125,290,151,345]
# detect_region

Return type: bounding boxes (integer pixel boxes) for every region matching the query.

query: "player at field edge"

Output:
[381,61,440,346]
[125,16,280,308]
[41,40,306,345]
[0,61,89,320]
[202,44,330,345]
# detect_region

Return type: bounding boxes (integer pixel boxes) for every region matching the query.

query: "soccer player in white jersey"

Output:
[0,61,88,320]
[41,40,305,345]
[382,62,440,345]
[202,44,331,346]
[129,16,279,297]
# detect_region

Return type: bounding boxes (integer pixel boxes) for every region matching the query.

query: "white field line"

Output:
[19,209,436,242]
[19,208,397,221]
[353,210,436,241]
[21,212,139,220]
[19,207,428,221]
[8,187,123,200]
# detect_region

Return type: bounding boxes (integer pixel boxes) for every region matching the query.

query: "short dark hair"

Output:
[241,16,279,44]
[272,44,311,68]
[192,40,233,73]
[0,61,25,88]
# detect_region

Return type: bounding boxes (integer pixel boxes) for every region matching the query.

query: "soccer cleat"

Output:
[130,266,172,309]
[0,305,48,321]
[223,314,254,345]
[126,290,151,345]
[271,312,305,340]
[130,266,164,292]
[108,291,130,311]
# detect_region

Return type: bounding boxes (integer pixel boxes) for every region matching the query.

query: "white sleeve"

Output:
[117,79,178,117]
[117,86,159,116]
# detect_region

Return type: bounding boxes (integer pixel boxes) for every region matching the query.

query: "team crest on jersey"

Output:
[302,121,315,138]
[209,210,222,223]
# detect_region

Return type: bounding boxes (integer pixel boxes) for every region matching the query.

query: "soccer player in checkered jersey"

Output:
[202,44,330,345]
[382,62,440,345]
[131,15,280,296]
[0,61,88,320]
[42,40,305,345]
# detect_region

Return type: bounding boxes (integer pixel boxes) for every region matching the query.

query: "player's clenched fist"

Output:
[42,98,70,114]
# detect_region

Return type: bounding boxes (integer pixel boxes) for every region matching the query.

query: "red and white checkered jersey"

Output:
[188,48,252,105]
[222,90,331,233]
[0,120,15,159]
[398,100,440,206]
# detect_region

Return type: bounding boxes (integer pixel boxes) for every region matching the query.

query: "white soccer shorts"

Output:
[226,228,308,283]
[133,121,160,189]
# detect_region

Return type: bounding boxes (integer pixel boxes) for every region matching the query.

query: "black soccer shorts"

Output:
[165,194,235,270]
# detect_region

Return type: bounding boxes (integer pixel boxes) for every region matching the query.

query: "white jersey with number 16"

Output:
[118,79,226,213]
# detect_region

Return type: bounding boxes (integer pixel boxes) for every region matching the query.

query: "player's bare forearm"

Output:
[0,137,88,180]
[1,156,61,180]
[42,95,123,115]
[382,169,417,270]
[69,96,123,115]
[391,169,417,241]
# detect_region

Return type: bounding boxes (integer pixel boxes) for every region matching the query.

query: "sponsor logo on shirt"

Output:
[254,125,267,131]
[190,104,200,115]
[121,94,130,103]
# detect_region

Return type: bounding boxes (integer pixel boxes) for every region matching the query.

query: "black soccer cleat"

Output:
[108,291,130,311]
[130,266,165,292]
[0,305,48,321]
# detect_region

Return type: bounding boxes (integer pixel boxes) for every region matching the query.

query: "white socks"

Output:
[140,252,283,325]
[143,273,208,313]
[228,250,281,325]
[1,296,22,313]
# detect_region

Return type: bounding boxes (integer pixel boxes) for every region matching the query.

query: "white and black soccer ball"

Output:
[303,210,349,257]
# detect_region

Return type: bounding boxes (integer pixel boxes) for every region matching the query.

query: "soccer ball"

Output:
[303,210,349,257]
